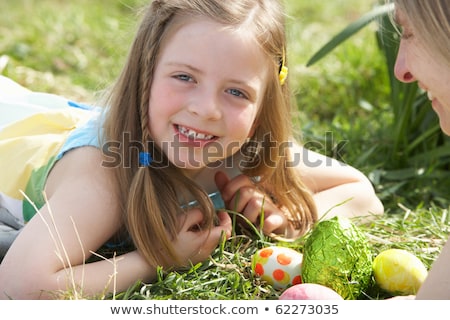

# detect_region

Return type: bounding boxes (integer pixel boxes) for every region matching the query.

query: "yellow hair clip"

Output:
[279,49,288,85]
[279,65,288,85]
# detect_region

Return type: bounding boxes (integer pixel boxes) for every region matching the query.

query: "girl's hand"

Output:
[171,208,232,267]
[215,171,288,236]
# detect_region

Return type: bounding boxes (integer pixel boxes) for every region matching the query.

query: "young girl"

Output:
[392,0,450,299]
[0,0,383,299]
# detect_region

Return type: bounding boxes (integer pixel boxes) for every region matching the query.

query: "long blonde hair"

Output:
[102,0,317,268]
[394,0,450,66]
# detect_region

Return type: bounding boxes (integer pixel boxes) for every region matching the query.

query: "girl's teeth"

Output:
[179,126,214,140]
[427,91,434,101]
[196,132,208,140]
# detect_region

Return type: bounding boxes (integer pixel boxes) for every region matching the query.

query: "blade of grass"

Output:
[306,3,394,67]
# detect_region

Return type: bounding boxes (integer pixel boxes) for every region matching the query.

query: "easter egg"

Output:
[252,246,303,289]
[373,248,428,295]
[302,216,373,299]
[279,283,344,300]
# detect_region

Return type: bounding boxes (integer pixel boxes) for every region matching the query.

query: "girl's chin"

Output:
[177,165,209,179]
[169,157,209,171]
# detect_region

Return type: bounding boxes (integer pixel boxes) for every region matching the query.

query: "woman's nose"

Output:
[394,41,416,83]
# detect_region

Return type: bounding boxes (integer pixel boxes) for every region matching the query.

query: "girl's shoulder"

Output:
[45,145,118,213]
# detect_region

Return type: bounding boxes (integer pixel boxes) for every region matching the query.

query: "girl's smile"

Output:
[175,124,218,148]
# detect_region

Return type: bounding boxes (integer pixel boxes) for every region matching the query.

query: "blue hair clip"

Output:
[139,151,153,167]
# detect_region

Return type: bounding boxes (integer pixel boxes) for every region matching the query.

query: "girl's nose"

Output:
[394,41,416,83]
[188,91,222,120]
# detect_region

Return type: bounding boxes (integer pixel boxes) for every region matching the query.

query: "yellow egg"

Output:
[373,248,428,295]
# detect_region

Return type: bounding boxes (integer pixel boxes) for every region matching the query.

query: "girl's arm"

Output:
[292,143,384,219]
[0,147,232,299]
[215,142,384,239]
[0,147,155,299]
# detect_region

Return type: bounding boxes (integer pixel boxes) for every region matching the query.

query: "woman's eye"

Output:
[227,88,247,99]
[400,27,414,40]
[401,32,413,40]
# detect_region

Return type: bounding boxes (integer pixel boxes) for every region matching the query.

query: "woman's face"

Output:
[148,18,269,176]
[394,8,450,135]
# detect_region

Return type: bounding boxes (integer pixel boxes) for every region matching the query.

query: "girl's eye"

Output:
[227,88,247,99]
[175,74,193,82]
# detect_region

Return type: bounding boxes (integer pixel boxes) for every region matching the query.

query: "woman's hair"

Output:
[394,0,450,66]
[102,0,317,268]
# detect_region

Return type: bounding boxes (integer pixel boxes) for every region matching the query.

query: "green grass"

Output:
[0,0,140,100]
[109,205,449,300]
[1,0,449,300]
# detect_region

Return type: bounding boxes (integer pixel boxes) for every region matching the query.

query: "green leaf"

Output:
[306,3,394,67]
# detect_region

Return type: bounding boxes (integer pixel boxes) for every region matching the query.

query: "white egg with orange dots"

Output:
[372,248,428,295]
[252,246,303,289]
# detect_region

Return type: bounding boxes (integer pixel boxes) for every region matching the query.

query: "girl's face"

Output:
[394,9,450,135]
[148,18,269,176]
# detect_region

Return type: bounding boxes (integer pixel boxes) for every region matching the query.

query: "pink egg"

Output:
[279,283,344,300]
